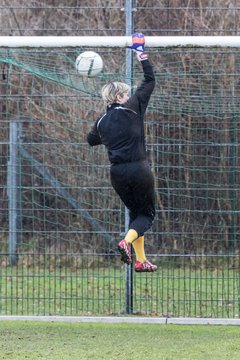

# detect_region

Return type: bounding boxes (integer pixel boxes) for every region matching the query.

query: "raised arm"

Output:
[125,33,155,116]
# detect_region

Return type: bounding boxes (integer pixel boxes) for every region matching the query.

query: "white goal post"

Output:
[1,36,240,48]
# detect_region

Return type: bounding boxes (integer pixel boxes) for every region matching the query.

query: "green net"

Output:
[1,48,129,262]
[1,47,240,259]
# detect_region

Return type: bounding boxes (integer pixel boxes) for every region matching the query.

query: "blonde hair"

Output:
[101,81,131,106]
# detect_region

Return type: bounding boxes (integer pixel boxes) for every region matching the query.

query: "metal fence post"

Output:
[124,0,134,314]
[7,119,22,265]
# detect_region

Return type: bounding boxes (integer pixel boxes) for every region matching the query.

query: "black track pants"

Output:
[110,160,155,236]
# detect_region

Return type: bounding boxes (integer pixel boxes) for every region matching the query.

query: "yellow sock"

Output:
[132,236,146,263]
[125,229,138,244]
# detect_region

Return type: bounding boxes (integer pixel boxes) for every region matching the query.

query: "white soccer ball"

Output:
[75,51,103,77]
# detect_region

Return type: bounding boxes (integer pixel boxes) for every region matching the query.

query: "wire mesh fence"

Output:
[1,1,240,318]
[1,1,240,36]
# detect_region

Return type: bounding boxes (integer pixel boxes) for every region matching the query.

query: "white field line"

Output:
[0,316,240,325]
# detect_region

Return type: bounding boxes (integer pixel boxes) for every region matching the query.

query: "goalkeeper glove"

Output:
[130,33,148,61]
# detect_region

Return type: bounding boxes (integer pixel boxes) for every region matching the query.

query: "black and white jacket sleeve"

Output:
[124,59,155,118]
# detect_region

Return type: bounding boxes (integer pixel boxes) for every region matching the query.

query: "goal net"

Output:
[1,37,240,269]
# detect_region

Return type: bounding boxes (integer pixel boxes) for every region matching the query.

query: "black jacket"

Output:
[87,60,155,164]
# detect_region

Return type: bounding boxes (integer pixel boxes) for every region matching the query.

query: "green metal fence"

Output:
[1,46,240,317]
[1,1,240,318]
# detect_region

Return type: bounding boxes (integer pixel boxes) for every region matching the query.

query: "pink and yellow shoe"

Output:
[117,239,132,265]
[135,260,158,273]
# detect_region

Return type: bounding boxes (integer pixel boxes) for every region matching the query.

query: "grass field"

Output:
[0,321,240,359]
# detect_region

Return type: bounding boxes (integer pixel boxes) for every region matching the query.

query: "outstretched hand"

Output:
[129,33,148,61]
